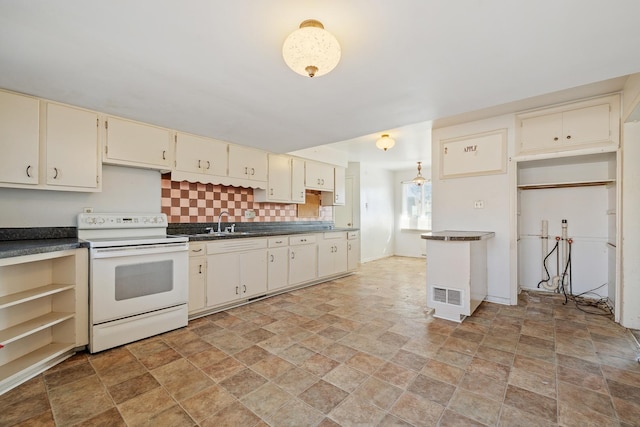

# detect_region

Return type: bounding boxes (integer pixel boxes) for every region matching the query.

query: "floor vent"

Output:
[432,286,463,306]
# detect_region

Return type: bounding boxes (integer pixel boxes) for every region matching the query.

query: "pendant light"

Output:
[282,19,341,78]
[412,162,427,186]
[375,134,395,151]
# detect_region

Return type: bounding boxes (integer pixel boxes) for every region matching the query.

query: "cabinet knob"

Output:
[270,254,274,262]
[198,265,202,274]
[553,137,559,141]
[566,135,572,140]
[162,150,166,160]
[251,168,255,176]
[206,161,211,170]
[235,286,239,295]
[26,165,32,177]
[291,252,295,259]
[198,160,201,168]
[53,167,59,179]
[270,188,274,196]
[243,285,247,293]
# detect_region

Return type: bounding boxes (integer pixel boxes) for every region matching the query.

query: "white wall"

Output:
[0,165,161,227]
[394,168,429,258]
[431,115,515,305]
[621,84,640,328]
[359,164,395,262]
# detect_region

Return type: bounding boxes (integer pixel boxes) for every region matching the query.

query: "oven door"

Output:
[90,242,188,324]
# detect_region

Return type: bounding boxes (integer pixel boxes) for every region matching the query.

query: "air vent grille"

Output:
[432,286,463,306]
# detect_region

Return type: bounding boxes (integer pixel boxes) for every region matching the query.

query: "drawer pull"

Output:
[192,248,203,252]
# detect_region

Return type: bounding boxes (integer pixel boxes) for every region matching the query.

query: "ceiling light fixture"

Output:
[282,19,341,78]
[412,162,427,186]
[375,134,395,151]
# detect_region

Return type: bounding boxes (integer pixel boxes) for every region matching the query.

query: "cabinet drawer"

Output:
[324,232,346,240]
[268,237,288,248]
[289,235,316,246]
[347,231,359,240]
[206,238,267,254]
[189,243,205,257]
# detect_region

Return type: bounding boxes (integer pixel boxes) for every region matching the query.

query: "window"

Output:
[400,181,432,230]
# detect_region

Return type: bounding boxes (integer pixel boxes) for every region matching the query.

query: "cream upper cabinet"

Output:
[254,154,291,203]
[175,132,228,177]
[228,145,267,182]
[291,158,306,203]
[305,161,334,191]
[322,166,346,206]
[0,90,40,186]
[517,94,620,155]
[44,102,100,190]
[104,116,172,170]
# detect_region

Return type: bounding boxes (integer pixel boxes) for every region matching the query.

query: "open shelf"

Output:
[518,179,615,190]
[0,342,75,389]
[0,312,74,346]
[0,284,75,310]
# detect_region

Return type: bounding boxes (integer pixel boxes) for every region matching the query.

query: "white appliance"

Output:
[77,213,189,353]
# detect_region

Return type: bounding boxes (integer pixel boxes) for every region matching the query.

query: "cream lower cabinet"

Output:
[347,231,360,271]
[318,232,348,277]
[206,239,267,308]
[288,235,317,286]
[267,237,289,291]
[188,243,206,314]
[0,248,88,394]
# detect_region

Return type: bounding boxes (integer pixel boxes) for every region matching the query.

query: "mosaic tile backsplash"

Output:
[160,174,333,224]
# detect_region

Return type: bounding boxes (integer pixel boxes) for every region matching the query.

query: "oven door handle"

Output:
[91,243,188,258]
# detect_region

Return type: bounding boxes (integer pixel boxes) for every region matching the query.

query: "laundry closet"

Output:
[513,94,620,317]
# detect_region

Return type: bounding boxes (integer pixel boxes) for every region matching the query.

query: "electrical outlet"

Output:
[474,200,484,209]
[83,207,94,213]
[244,209,256,219]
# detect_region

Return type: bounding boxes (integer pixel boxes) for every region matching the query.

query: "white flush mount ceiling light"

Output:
[376,134,395,151]
[412,161,427,186]
[282,19,341,78]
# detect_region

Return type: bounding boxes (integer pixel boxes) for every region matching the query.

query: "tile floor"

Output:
[2,256,640,426]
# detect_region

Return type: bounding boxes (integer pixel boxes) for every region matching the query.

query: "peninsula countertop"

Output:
[421,230,495,241]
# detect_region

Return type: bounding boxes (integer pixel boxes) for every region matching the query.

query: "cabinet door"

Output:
[289,244,317,285]
[562,103,611,146]
[266,154,291,201]
[241,250,267,298]
[0,91,39,185]
[317,240,335,277]
[305,161,334,190]
[188,257,206,312]
[228,145,267,181]
[347,237,360,271]
[291,158,306,203]
[207,253,241,306]
[268,247,289,291]
[105,116,172,169]
[333,167,346,205]
[45,103,99,189]
[520,112,563,153]
[333,240,348,274]
[175,132,228,176]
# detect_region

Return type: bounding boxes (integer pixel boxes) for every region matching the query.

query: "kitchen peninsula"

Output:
[422,230,495,322]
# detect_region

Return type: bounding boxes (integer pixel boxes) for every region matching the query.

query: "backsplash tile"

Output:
[160,174,332,224]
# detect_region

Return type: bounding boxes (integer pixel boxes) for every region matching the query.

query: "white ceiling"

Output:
[1,1,640,171]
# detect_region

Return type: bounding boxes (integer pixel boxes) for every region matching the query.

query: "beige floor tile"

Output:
[7,257,640,427]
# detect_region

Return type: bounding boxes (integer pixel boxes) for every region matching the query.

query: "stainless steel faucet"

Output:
[217,210,230,233]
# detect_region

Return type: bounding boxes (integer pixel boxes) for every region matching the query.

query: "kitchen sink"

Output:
[193,231,253,237]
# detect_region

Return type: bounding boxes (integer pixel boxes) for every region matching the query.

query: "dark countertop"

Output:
[168,221,358,242]
[0,223,358,258]
[177,227,358,242]
[0,238,87,259]
[421,230,495,241]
